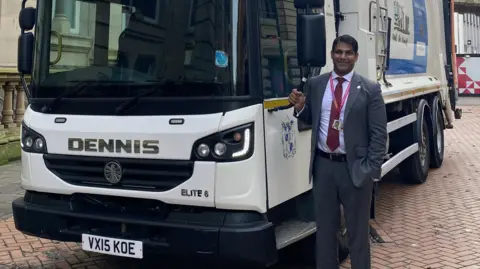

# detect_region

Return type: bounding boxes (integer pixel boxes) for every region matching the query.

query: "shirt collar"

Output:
[331,70,354,82]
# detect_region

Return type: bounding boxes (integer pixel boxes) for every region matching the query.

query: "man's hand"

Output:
[288,89,306,111]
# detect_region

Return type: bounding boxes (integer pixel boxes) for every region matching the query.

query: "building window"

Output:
[52,0,81,34]
[120,0,167,29]
[132,0,166,25]
[259,0,276,19]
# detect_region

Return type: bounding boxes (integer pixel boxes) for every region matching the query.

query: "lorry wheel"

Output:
[430,99,445,168]
[399,100,431,184]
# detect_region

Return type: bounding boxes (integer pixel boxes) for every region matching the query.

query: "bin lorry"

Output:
[12,0,457,266]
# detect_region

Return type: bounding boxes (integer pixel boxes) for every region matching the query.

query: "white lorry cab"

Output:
[13,0,458,266]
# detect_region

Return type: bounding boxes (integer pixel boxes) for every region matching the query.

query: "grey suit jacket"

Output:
[294,71,388,188]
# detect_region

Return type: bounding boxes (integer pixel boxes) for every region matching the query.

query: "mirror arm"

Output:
[20,75,31,102]
[267,65,311,113]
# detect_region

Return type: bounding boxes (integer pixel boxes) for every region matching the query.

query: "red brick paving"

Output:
[2,106,480,268]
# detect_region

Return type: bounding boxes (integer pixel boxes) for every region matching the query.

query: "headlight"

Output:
[213,143,227,156]
[34,138,45,151]
[21,122,48,153]
[196,143,210,157]
[24,136,33,148]
[191,123,254,162]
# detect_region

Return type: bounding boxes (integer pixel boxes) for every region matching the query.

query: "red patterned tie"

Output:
[326,77,345,152]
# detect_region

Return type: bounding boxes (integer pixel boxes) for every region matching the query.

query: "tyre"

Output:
[430,99,445,168]
[399,100,431,184]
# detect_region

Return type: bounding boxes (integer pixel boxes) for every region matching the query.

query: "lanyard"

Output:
[329,75,352,113]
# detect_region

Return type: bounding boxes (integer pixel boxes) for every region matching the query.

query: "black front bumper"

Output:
[12,191,277,266]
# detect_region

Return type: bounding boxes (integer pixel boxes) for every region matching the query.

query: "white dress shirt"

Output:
[297,70,354,154]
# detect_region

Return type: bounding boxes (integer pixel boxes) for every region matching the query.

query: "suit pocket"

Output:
[351,159,370,188]
[355,146,368,157]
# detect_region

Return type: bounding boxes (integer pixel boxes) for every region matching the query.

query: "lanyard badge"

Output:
[329,76,352,131]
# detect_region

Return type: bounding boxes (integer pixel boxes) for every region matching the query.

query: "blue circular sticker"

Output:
[215,50,228,68]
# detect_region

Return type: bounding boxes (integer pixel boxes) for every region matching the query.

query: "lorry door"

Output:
[259,0,326,210]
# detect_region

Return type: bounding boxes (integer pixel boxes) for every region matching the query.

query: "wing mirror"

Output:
[17,0,36,101]
[295,0,326,67]
[18,4,36,75]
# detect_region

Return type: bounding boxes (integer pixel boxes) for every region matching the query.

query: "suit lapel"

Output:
[344,72,362,122]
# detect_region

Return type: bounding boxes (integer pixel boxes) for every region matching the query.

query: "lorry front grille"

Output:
[43,154,194,192]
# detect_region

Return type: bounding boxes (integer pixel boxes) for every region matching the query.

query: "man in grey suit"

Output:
[288,35,388,268]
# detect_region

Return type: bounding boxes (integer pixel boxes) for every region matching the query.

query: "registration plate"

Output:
[81,234,143,259]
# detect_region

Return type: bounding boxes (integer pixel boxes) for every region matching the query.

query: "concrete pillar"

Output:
[52,0,72,34]
[1,83,15,129]
[14,84,25,127]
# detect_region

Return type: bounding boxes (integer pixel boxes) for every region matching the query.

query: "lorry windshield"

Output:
[32,0,250,100]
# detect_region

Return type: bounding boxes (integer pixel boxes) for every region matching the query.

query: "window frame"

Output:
[132,0,164,25]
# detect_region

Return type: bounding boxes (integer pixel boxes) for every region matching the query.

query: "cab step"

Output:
[275,220,316,249]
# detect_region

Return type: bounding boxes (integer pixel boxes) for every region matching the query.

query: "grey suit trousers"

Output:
[313,154,373,269]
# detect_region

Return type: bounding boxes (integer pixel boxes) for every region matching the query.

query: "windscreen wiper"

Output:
[41,80,92,113]
[115,79,168,115]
